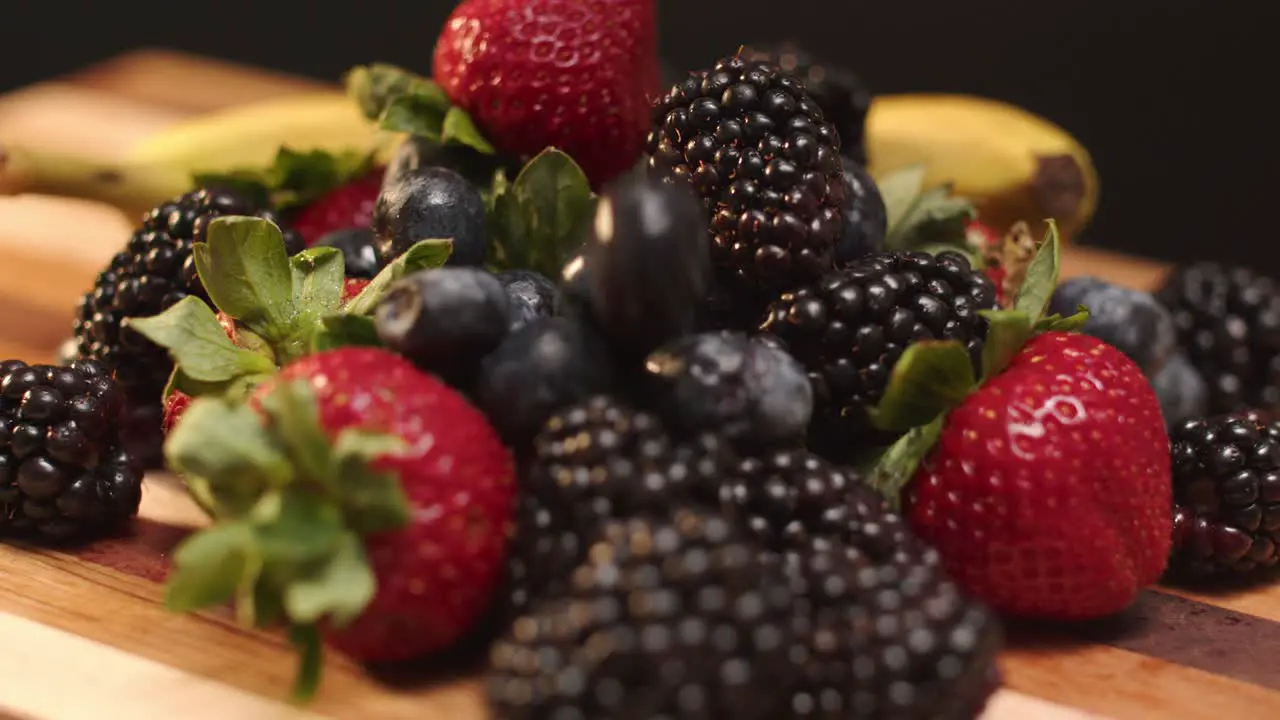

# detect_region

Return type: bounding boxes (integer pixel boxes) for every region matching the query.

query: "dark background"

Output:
[3,1,1277,269]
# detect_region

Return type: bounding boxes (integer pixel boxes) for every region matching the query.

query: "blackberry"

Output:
[0,359,143,542]
[646,54,847,314]
[761,251,997,456]
[1168,411,1280,578]
[487,510,802,720]
[720,449,1003,719]
[1156,262,1280,415]
[73,187,302,468]
[504,396,727,617]
[743,43,873,166]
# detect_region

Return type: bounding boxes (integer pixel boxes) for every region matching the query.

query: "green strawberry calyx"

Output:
[163,380,412,700]
[344,63,598,279]
[877,164,981,264]
[124,216,452,404]
[194,146,380,214]
[864,219,1090,506]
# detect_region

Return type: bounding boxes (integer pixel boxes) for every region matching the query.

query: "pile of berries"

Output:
[26,0,1280,716]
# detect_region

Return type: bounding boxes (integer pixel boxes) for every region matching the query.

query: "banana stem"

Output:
[0,144,189,216]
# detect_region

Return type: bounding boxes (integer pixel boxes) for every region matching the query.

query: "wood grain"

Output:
[0,47,1270,720]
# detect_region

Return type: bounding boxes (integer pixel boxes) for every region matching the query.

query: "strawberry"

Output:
[431,0,660,187]
[342,277,371,305]
[161,390,192,436]
[163,347,515,695]
[906,332,1171,618]
[865,221,1171,620]
[291,171,383,247]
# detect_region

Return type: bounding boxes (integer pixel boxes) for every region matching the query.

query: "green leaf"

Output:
[287,624,324,702]
[164,521,257,612]
[197,217,296,337]
[195,147,376,213]
[488,148,596,277]
[380,93,451,138]
[344,238,453,316]
[283,531,376,626]
[865,417,946,509]
[1011,219,1061,323]
[868,341,977,432]
[311,314,384,352]
[333,429,412,534]
[167,366,273,404]
[164,398,294,515]
[441,106,497,154]
[876,165,928,233]
[257,381,336,492]
[1035,307,1090,333]
[289,247,346,325]
[885,186,976,252]
[344,63,451,124]
[978,309,1035,381]
[125,297,276,383]
[253,489,345,566]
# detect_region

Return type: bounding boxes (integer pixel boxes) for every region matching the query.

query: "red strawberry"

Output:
[965,219,1001,251]
[291,171,383,247]
[432,0,659,187]
[161,390,192,436]
[905,332,1172,619]
[342,277,371,305]
[252,348,515,662]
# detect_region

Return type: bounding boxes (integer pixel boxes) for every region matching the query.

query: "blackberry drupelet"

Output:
[647,54,847,317]
[73,187,302,467]
[1157,262,1280,415]
[743,42,873,167]
[761,250,997,457]
[487,510,802,720]
[504,395,726,618]
[0,359,143,541]
[1168,411,1280,578]
[719,449,1003,719]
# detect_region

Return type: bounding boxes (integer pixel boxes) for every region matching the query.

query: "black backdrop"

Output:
[3,1,1277,270]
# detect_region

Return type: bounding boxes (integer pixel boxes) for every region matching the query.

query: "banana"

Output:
[0,92,392,217]
[866,94,1098,242]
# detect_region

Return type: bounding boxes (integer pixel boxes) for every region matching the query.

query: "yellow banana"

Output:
[1,92,392,217]
[866,94,1098,242]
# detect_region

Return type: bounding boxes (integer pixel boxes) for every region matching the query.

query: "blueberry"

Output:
[495,270,559,332]
[643,331,813,446]
[1049,276,1177,374]
[382,136,514,193]
[581,173,710,358]
[316,227,380,279]
[373,167,488,269]
[1152,352,1210,425]
[834,161,887,265]
[475,316,617,450]
[374,268,511,388]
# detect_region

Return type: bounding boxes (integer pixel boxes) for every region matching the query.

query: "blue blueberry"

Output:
[834,161,887,265]
[316,227,379,279]
[1048,276,1177,374]
[373,166,488,269]
[642,331,813,446]
[495,269,559,332]
[374,267,511,387]
[475,316,618,449]
[1152,352,1209,425]
[581,173,711,358]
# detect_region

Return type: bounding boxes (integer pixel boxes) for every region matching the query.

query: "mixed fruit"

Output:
[2,0,1279,716]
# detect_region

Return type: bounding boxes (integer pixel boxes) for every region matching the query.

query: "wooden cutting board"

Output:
[1,48,1276,720]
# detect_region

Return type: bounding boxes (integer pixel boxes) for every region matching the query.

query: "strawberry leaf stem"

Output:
[288,624,324,702]
[194,147,378,213]
[866,416,946,508]
[344,63,496,156]
[343,238,453,315]
[868,341,976,432]
[485,148,597,278]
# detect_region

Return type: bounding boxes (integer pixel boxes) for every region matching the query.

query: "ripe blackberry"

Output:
[73,187,303,467]
[1168,410,1280,578]
[504,396,727,618]
[743,42,873,167]
[487,510,801,720]
[1156,262,1280,415]
[761,250,997,456]
[0,359,143,542]
[646,54,847,311]
[720,449,1003,719]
